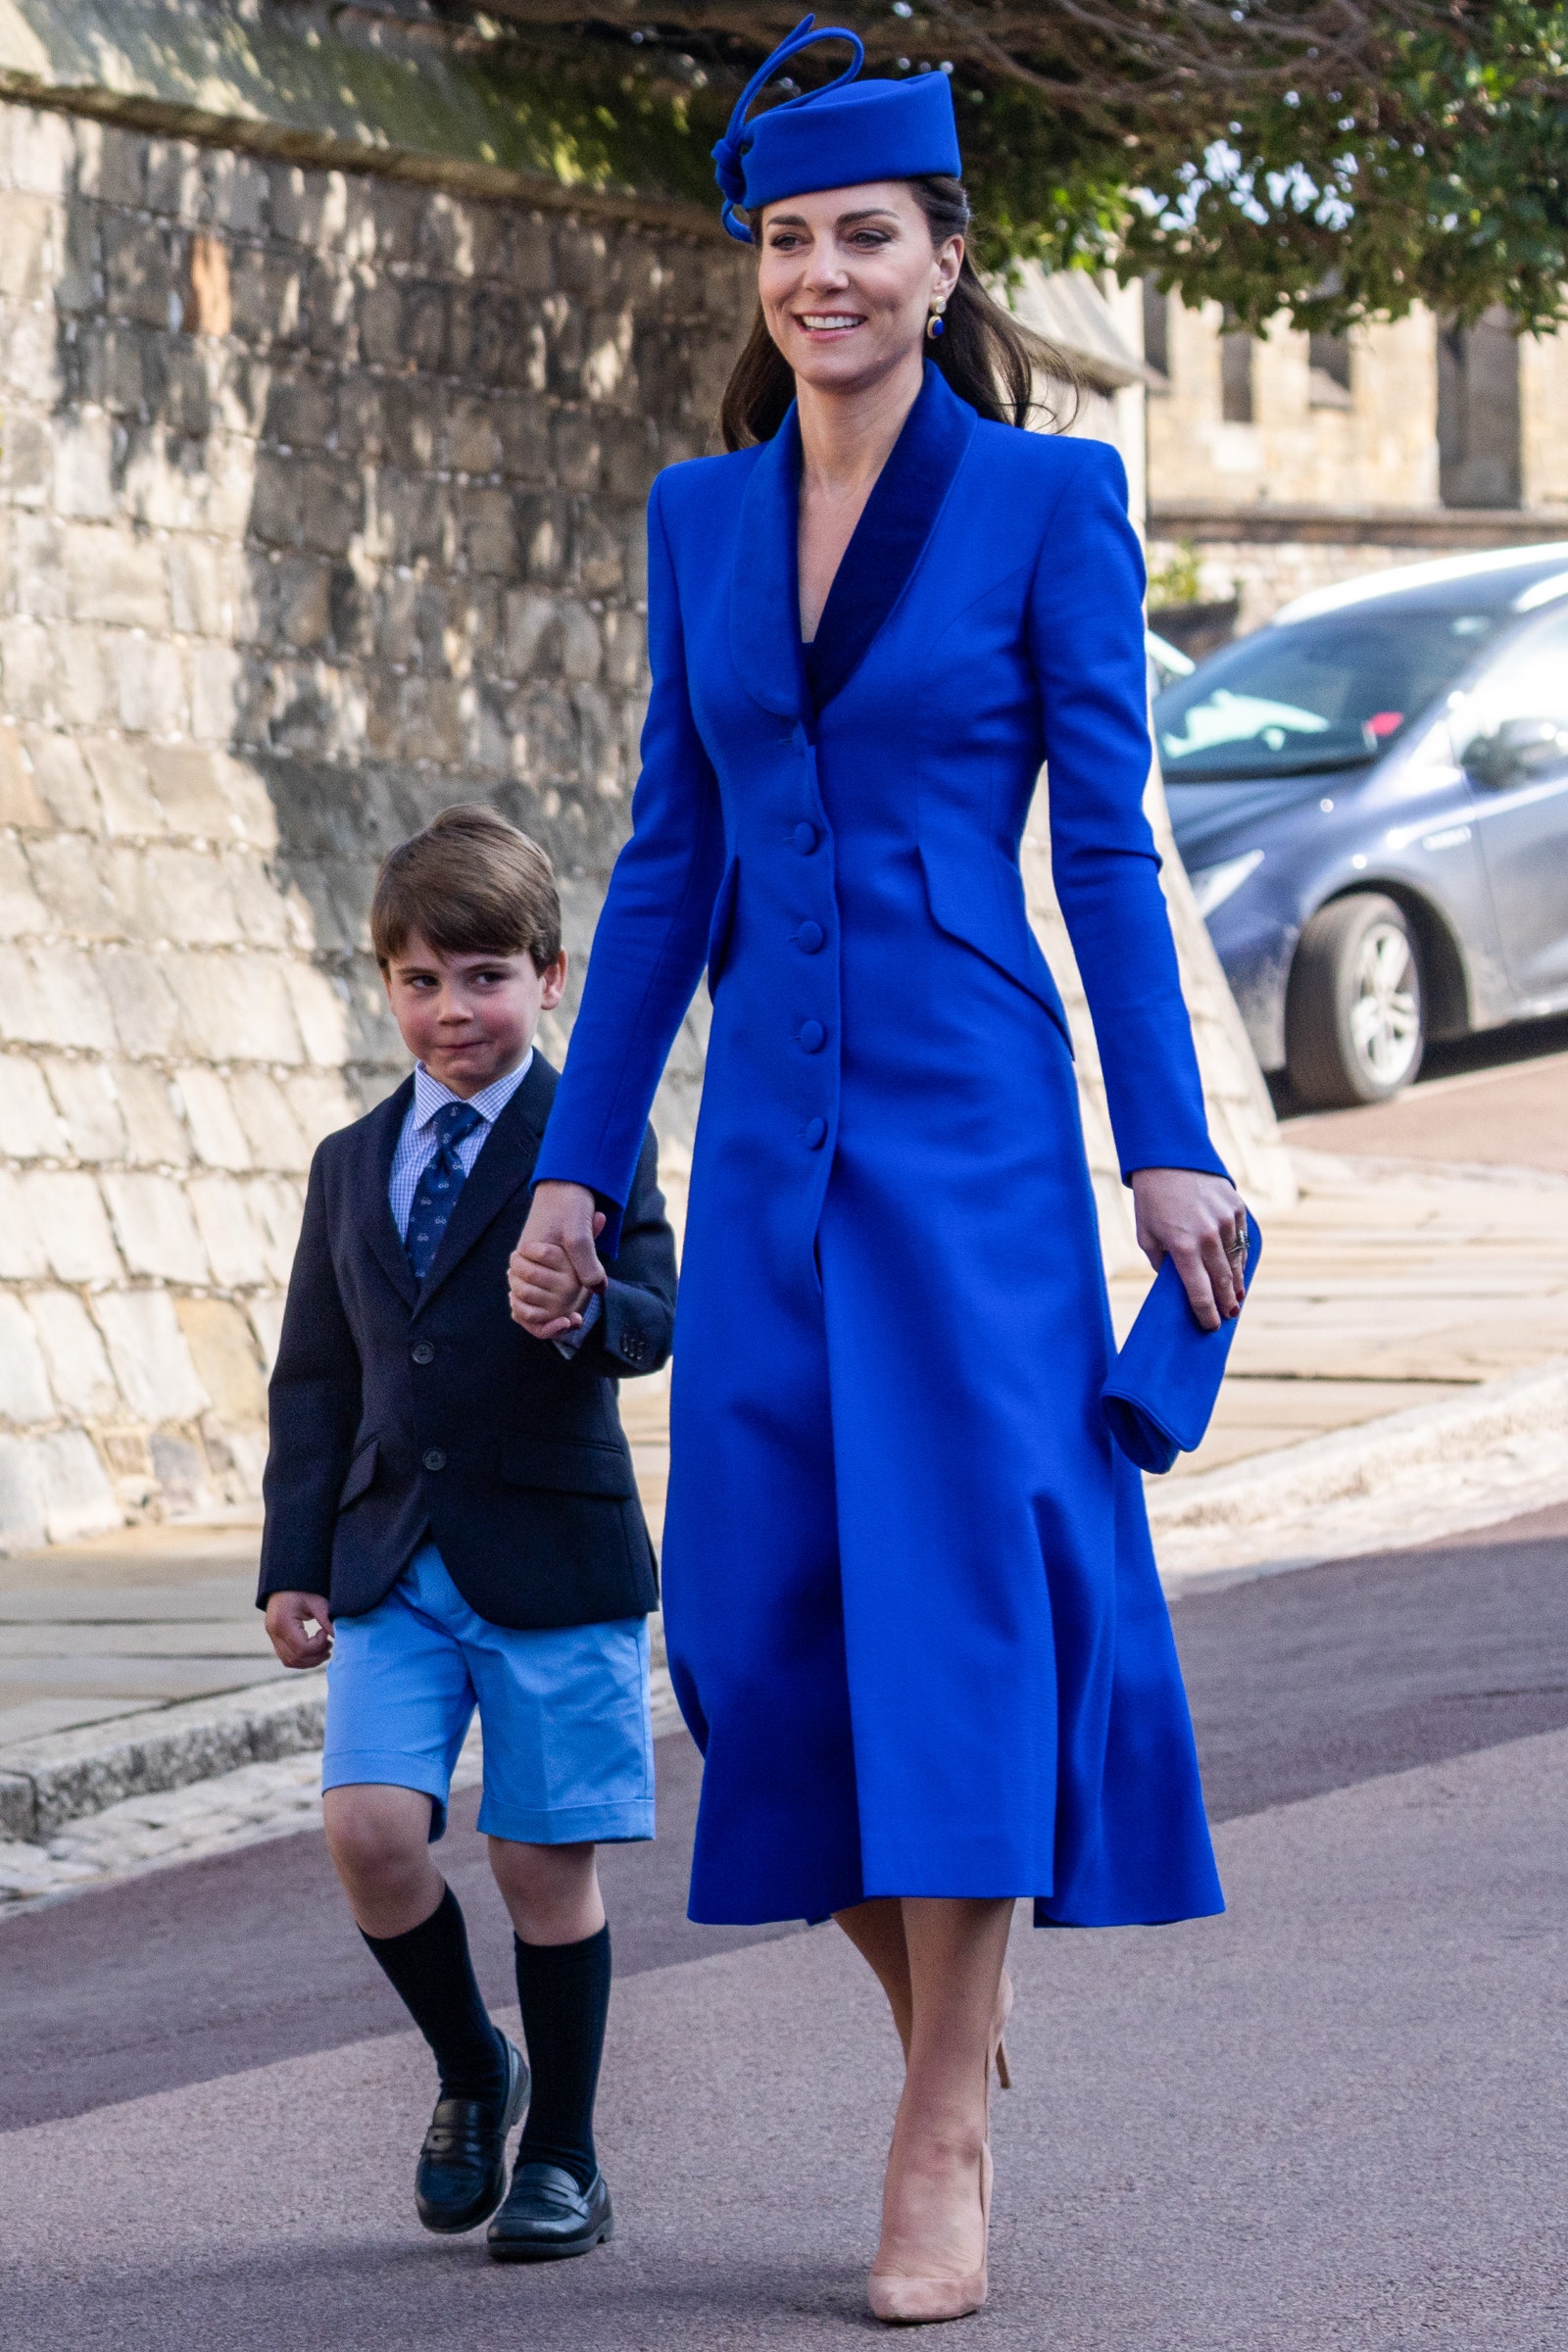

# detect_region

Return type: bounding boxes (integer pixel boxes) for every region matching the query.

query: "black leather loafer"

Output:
[486,2161,613,2262]
[415,2035,528,2234]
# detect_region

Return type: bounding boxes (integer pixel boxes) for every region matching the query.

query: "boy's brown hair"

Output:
[370,804,562,972]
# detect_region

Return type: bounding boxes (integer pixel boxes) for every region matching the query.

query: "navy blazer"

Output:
[257,1054,676,1631]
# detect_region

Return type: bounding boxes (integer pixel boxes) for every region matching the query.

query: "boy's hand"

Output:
[510,1183,607,1340]
[265,1591,333,1669]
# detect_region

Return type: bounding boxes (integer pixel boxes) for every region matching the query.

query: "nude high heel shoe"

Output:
[867,2143,991,2326]
[867,1974,1010,2325]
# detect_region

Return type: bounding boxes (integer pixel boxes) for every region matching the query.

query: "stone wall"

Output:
[0,94,749,1545]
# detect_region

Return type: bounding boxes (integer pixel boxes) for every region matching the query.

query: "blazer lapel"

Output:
[808,362,978,710]
[728,408,808,722]
[362,1075,418,1310]
[411,1055,558,1316]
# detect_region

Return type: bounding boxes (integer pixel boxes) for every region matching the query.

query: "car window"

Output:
[1154,606,1508,782]
[1451,607,1568,752]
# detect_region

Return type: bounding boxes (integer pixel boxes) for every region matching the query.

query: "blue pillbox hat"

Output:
[711,15,962,243]
[1101,1214,1262,1475]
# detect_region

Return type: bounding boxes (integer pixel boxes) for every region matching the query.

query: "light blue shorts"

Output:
[321,1542,654,1845]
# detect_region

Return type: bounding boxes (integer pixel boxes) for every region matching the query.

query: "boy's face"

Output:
[381,933,566,1099]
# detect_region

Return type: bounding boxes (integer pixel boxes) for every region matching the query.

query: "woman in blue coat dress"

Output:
[511,18,1249,2323]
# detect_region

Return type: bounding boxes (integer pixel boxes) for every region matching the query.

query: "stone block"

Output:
[111,633,187,738]
[0,1294,54,1423]
[9,107,75,201]
[0,616,58,722]
[0,1170,47,1277]
[286,1069,357,1152]
[95,947,187,1058]
[131,846,244,946]
[37,1429,122,1544]
[0,944,117,1053]
[228,1067,309,1171]
[460,487,516,576]
[0,728,51,830]
[22,1170,122,1282]
[101,214,179,331]
[274,558,332,650]
[26,836,123,938]
[167,952,303,1063]
[26,1290,121,1418]
[102,1172,212,1284]
[0,1434,45,1549]
[208,150,270,240]
[3,409,57,508]
[24,732,98,832]
[174,1067,251,1170]
[0,1052,66,1156]
[0,836,47,935]
[143,744,237,840]
[447,395,503,477]
[52,416,117,521]
[187,1173,267,1288]
[284,960,349,1065]
[92,1289,209,1423]
[166,539,228,638]
[66,527,170,632]
[243,1175,306,1285]
[14,514,67,617]
[211,756,279,854]
[43,1055,127,1161]
[83,736,166,838]
[189,643,245,743]
[174,1297,268,1426]
[227,855,297,950]
[112,1061,190,1167]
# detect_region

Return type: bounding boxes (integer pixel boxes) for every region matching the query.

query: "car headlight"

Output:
[1188,849,1264,918]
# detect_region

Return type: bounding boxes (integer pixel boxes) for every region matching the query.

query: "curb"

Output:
[1151,1354,1568,1591]
[0,1679,327,1843]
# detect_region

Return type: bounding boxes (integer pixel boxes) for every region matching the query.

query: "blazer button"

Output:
[804,1115,827,1150]
[411,1341,435,1365]
[796,919,824,953]
[422,1447,447,1473]
[799,1019,825,1054]
[793,821,817,855]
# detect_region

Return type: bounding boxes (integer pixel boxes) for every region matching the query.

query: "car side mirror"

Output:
[1465,713,1568,789]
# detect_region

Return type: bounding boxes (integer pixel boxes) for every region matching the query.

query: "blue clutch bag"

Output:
[1102,1214,1261,1475]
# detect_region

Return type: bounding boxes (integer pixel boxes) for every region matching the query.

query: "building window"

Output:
[1308,331,1353,409]
[1439,311,1522,508]
[1219,315,1253,423]
[1142,280,1170,377]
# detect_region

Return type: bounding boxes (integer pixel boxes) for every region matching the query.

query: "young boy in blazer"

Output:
[260,805,675,2263]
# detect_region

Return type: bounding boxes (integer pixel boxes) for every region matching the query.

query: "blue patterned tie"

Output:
[405,1101,483,1281]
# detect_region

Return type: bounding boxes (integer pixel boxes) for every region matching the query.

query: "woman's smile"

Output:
[795,311,866,337]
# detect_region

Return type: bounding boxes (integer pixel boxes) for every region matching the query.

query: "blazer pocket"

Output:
[337,1436,379,1511]
[917,840,1074,1054]
[499,1438,638,1499]
[704,853,740,1001]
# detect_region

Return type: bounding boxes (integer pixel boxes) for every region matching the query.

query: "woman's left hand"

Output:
[1130,1167,1250,1333]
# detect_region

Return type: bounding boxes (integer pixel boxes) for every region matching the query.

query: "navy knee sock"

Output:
[362,1885,507,2107]
[514,1924,612,2190]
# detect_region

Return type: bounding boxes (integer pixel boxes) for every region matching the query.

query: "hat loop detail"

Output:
[711,13,865,243]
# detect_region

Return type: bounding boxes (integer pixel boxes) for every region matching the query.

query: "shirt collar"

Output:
[412,1049,533,1133]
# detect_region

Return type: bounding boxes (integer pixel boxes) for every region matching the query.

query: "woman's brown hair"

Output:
[718,175,1073,452]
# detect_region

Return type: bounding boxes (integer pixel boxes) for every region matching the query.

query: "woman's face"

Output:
[757,181,962,397]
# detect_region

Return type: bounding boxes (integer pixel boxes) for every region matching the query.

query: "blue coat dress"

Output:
[536,363,1227,1930]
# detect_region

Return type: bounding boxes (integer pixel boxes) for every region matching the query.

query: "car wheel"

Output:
[1285,893,1426,1107]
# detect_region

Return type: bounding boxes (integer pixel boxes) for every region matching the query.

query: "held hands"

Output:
[264,1590,333,1670]
[509,1180,608,1341]
[1130,1167,1250,1334]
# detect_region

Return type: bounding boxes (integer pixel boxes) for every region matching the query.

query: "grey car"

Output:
[1156,545,1568,1105]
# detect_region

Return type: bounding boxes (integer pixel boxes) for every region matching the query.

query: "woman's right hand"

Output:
[509,1181,607,1340]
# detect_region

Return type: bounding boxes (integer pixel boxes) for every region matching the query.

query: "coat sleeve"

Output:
[533,471,726,1251]
[1027,441,1227,1183]
[256,1143,364,1606]
[582,1122,678,1378]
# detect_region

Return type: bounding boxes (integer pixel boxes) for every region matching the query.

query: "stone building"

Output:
[0,0,1290,1548]
[1145,289,1568,629]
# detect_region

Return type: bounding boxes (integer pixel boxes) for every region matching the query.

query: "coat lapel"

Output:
[412,1054,558,1316]
[807,362,978,711]
[362,1075,418,1309]
[728,407,808,722]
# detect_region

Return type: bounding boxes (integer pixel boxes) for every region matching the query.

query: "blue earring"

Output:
[926,306,946,340]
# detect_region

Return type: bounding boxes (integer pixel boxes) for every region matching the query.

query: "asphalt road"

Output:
[2,1505,1565,2348]
[1281,1011,1568,1172]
